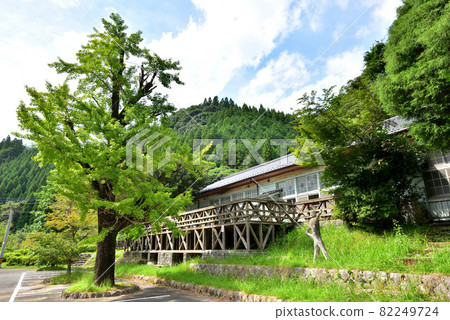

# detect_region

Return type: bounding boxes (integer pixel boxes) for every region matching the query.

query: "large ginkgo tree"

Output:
[17,14,195,285]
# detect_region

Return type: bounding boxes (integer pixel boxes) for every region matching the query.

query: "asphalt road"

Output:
[0,268,217,302]
[0,268,30,302]
[0,268,66,302]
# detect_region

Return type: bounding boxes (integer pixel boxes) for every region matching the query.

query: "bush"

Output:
[324,133,427,231]
[3,249,37,266]
[78,243,97,253]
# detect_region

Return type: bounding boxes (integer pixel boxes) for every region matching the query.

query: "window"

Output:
[209,199,219,206]
[245,188,258,198]
[424,169,450,197]
[307,174,318,192]
[429,151,450,167]
[232,192,243,201]
[296,176,307,193]
[277,179,295,197]
[296,173,320,194]
[220,195,231,203]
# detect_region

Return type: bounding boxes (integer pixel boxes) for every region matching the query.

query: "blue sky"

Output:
[0,0,402,139]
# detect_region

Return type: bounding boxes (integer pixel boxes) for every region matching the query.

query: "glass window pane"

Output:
[278,179,295,197]
[307,174,318,192]
[296,176,307,193]
[424,169,450,197]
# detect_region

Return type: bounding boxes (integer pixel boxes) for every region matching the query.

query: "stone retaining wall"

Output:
[190,263,450,299]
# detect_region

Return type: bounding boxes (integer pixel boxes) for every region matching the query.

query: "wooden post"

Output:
[233,225,237,250]
[221,225,225,251]
[259,224,263,251]
[202,228,206,251]
[246,222,250,251]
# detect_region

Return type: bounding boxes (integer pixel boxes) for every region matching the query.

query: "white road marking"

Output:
[118,294,171,302]
[9,272,26,302]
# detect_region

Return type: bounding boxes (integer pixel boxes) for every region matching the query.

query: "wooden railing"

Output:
[155,197,334,231]
[294,196,334,220]
[126,197,335,253]
[171,199,299,229]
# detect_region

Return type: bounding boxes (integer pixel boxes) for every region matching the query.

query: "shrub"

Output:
[3,249,37,266]
[324,133,427,231]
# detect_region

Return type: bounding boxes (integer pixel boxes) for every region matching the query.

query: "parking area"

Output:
[0,268,217,302]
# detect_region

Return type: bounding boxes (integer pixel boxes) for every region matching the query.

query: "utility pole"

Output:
[0,207,14,268]
[17,228,23,250]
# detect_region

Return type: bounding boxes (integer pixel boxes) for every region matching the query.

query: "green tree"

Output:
[16,14,193,285]
[26,232,80,274]
[31,194,97,273]
[46,194,97,242]
[376,0,450,150]
[293,43,427,231]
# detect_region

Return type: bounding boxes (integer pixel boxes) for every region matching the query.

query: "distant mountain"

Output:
[171,96,296,170]
[0,97,296,227]
[0,136,52,231]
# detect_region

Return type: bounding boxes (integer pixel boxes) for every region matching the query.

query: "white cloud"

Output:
[148,0,307,109]
[0,31,88,139]
[355,0,402,40]
[50,0,76,8]
[307,0,326,32]
[237,51,310,108]
[245,47,365,114]
[372,0,401,30]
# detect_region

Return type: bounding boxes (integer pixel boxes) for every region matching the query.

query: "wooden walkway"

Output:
[125,197,334,257]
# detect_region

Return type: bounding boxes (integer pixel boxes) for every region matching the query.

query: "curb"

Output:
[61,284,140,299]
[129,274,282,302]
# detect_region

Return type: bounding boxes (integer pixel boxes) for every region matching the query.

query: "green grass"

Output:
[49,271,85,284]
[0,263,36,269]
[116,262,442,302]
[204,224,450,275]
[64,272,131,293]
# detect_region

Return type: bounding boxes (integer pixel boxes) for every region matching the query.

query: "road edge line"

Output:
[9,272,26,302]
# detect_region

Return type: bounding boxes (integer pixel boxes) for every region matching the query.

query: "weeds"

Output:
[116,262,443,302]
[204,224,449,274]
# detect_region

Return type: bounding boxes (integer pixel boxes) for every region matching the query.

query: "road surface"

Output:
[0,268,217,302]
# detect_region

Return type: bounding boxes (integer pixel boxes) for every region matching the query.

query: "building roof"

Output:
[200,154,298,193]
[385,116,411,134]
[199,116,411,195]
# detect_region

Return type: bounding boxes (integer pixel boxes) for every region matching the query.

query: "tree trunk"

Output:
[305,211,329,262]
[67,262,72,275]
[94,208,119,286]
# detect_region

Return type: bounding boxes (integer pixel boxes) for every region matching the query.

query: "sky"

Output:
[0,0,402,140]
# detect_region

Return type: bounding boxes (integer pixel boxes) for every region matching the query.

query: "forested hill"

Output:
[0,98,295,228]
[171,96,296,169]
[0,136,52,231]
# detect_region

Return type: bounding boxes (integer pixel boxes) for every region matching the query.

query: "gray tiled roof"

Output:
[200,154,298,193]
[385,116,411,134]
[200,116,411,194]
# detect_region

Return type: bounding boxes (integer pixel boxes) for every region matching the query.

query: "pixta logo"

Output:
[193,138,324,166]
[126,129,172,175]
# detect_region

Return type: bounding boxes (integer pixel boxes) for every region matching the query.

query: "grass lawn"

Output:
[204,224,450,275]
[0,263,36,269]
[55,271,133,293]
[115,262,442,302]
[114,224,449,301]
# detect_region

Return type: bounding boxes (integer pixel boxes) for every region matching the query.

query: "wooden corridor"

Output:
[125,197,334,259]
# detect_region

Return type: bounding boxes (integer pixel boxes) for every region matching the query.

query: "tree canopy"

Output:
[293,42,427,231]
[376,0,450,150]
[171,96,296,186]
[16,13,193,285]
